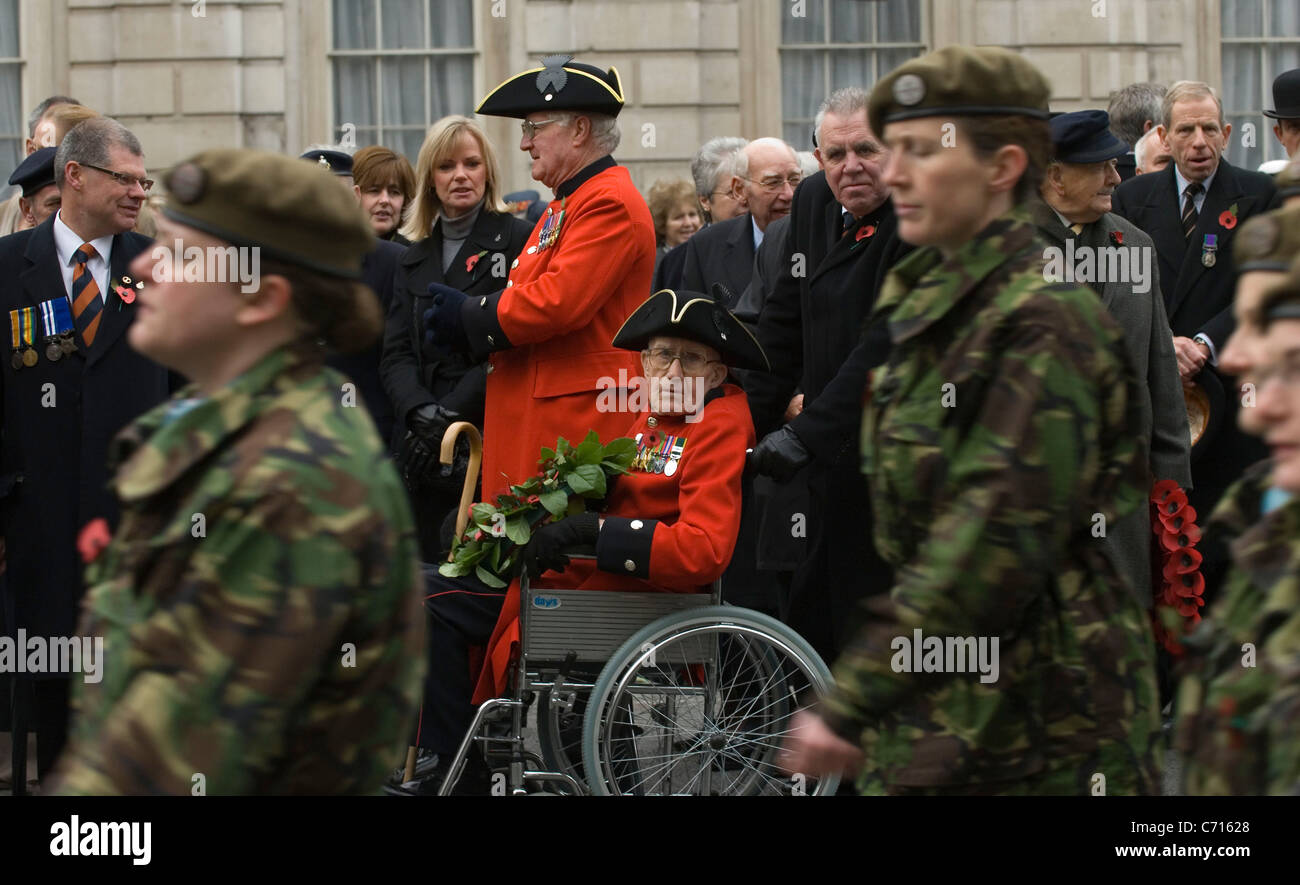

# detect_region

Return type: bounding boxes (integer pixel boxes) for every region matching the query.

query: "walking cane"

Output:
[402,422,483,785]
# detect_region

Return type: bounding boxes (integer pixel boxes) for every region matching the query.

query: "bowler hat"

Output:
[1264,68,1300,120]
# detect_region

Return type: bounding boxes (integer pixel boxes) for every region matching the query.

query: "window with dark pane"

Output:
[330,0,475,164]
[779,0,924,151]
[1221,0,1300,170]
[0,0,20,190]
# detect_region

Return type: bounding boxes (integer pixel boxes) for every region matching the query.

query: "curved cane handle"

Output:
[441,421,483,563]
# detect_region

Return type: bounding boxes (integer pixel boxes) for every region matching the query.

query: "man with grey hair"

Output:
[743,86,910,658]
[1108,82,1166,182]
[1134,127,1172,175]
[1112,81,1279,659]
[680,137,800,301]
[654,136,748,291]
[0,115,170,789]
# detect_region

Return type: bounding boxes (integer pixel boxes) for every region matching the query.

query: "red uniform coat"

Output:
[461,157,656,496]
[472,384,755,702]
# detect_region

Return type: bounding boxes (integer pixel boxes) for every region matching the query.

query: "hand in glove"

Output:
[521,511,600,578]
[400,403,462,485]
[747,425,812,483]
[422,283,469,350]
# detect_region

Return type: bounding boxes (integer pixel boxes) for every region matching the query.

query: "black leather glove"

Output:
[522,511,600,578]
[747,425,813,483]
[423,283,469,350]
[399,404,463,487]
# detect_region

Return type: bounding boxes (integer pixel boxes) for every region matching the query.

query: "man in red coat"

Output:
[400,288,765,795]
[423,55,657,496]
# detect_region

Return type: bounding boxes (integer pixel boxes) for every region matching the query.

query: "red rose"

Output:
[1219,209,1237,230]
[856,225,876,242]
[77,518,111,564]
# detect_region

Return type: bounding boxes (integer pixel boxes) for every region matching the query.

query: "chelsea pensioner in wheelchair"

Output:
[401,288,840,796]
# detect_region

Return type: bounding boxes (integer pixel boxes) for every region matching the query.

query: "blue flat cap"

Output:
[1050,110,1130,164]
[7,147,57,197]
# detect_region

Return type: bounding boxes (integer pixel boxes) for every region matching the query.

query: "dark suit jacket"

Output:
[745,172,912,455]
[651,240,688,292]
[1110,159,1278,349]
[380,209,532,440]
[0,217,170,638]
[678,212,757,305]
[326,238,407,446]
[1116,151,1137,183]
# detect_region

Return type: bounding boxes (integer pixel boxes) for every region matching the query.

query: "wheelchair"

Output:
[429,424,840,796]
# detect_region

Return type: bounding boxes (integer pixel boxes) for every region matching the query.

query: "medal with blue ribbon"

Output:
[39,297,77,361]
[1202,233,1218,268]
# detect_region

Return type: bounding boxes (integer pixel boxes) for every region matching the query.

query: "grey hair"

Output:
[1133,128,1157,171]
[691,136,748,199]
[813,86,871,147]
[1107,82,1167,147]
[1162,80,1225,131]
[545,111,621,154]
[54,117,144,188]
[26,95,80,138]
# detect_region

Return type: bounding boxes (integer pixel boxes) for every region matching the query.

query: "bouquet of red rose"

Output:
[438,431,638,587]
[1149,479,1205,655]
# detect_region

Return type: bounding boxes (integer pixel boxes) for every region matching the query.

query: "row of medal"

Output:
[631,431,686,476]
[536,203,565,252]
[9,298,78,369]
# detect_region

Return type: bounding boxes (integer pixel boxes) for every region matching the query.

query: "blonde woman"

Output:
[381,116,532,559]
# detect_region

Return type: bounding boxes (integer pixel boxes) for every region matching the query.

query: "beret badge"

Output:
[167,162,206,204]
[892,73,926,107]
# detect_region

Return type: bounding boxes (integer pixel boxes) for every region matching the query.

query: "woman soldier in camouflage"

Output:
[781,47,1162,795]
[47,149,424,795]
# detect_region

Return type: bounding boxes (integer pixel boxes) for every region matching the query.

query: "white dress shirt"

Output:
[53,210,113,303]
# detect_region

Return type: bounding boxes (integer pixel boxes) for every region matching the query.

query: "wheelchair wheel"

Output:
[581,606,840,796]
[535,685,590,793]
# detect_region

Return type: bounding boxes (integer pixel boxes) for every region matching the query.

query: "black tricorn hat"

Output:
[612,287,769,372]
[477,55,624,119]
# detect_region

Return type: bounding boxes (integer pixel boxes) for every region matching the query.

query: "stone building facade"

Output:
[2,0,1297,199]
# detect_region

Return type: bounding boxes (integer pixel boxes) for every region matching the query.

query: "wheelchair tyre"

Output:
[535,686,590,794]
[581,605,840,796]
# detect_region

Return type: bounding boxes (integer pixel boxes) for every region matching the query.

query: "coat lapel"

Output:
[1139,165,1189,310]
[722,214,756,301]
[1167,162,1241,322]
[84,234,139,367]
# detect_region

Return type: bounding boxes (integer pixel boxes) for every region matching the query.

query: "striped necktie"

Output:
[1069,222,1084,236]
[1181,181,1203,238]
[71,243,103,348]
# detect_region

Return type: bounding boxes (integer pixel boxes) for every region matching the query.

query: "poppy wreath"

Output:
[1148,479,1205,655]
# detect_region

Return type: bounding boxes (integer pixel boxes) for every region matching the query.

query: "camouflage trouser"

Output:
[856,741,1161,796]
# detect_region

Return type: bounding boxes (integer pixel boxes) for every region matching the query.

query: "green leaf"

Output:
[505,515,531,546]
[489,542,501,570]
[439,560,470,577]
[540,446,556,462]
[471,503,497,525]
[475,565,508,588]
[539,488,568,516]
[574,436,603,465]
[568,463,605,497]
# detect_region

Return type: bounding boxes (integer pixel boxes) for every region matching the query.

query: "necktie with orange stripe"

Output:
[71,242,103,348]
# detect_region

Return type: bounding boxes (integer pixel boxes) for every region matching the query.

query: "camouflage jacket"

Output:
[1175,460,1300,795]
[48,344,423,795]
[822,206,1161,792]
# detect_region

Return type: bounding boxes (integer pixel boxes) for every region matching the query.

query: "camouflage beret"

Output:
[1232,204,1300,272]
[1275,157,1300,200]
[868,46,1052,136]
[161,148,373,279]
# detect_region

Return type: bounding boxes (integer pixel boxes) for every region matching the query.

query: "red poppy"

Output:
[466,252,484,273]
[1109,230,1124,246]
[1219,209,1237,230]
[527,494,540,504]
[1158,503,1197,534]
[77,517,111,564]
[856,225,876,242]
[1167,546,1203,574]
[1150,479,1181,503]
[114,285,136,304]
[1171,570,1205,599]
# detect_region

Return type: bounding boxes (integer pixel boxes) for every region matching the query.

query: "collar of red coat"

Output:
[555,155,617,200]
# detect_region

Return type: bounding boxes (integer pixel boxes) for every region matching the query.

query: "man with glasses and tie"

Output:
[1111,80,1279,624]
[680,137,801,306]
[0,116,169,790]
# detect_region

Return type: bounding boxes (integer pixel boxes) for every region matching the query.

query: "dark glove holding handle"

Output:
[522,511,601,578]
[747,425,813,483]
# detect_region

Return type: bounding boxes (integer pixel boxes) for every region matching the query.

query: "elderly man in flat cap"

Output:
[1034,109,1191,614]
[46,148,423,795]
[421,55,656,503]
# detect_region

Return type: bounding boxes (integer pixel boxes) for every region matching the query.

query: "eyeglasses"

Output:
[743,173,802,193]
[521,118,565,139]
[643,347,721,374]
[81,163,154,192]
